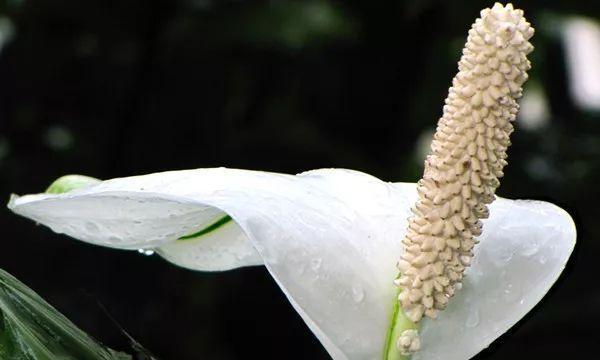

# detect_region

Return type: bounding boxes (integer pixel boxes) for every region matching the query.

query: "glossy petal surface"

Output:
[8,168,576,360]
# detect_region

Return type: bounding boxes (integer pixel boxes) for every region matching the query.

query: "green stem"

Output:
[383,278,419,360]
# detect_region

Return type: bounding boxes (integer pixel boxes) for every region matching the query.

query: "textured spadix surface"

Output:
[396,2,535,324]
[8,168,575,360]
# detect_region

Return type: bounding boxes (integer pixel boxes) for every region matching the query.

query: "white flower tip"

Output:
[7,193,19,210]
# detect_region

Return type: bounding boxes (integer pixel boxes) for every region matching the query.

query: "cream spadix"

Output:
[393,3,535,354]
[397,1,534,322]
[8,168,575,360]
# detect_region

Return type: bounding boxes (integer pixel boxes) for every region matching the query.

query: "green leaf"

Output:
[0,268,131,360]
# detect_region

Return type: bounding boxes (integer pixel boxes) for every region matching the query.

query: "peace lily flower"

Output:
[6,3,576,360]
[7,169,576,360]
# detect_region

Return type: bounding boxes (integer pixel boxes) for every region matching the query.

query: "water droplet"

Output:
[85,221,99,232]
[465,308,480,328]
[297,263,306,276]
[522,238,540,257]
[351,285,365,303]
[340,335,352,345]
[497,250,513,264]
[502,283,517,301]
[108,235,122,243]
[137,249,154,256]
[310,258,322,271]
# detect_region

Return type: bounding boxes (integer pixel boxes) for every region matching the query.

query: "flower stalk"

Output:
[390,2,535,355]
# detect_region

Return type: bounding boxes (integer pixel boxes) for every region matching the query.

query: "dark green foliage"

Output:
[0,268,131,360]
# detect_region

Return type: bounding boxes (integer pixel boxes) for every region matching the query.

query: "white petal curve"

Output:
[412,198,576,360]
[157,218,263,271]
[7,168,576,360]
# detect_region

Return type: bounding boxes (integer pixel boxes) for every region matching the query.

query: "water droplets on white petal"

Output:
[310,258,322,271]
[351,285,365,303]
[7,168,576,360]
[465,308,480,328]
[137,249,155,256]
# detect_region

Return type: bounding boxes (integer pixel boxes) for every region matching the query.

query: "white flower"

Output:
[8,168,575,360]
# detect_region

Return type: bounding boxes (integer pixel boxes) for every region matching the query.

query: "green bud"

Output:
[45,175,101,194]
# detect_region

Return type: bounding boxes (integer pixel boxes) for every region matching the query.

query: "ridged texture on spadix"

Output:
[395,2,534,327]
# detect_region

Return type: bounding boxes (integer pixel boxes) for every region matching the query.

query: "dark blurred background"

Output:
[0,0,598,359]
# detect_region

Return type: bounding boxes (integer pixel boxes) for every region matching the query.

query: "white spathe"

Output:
[8,168,576,360]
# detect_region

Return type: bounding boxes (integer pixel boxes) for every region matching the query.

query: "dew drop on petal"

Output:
[497,250,513,265]
[351,285,365,303]
[108,235,122,243]
[522,237,540,257]
[297,263,306,276]
[84,221,99,232]
[310,258,322,271]
[137,249,154,256]
[502,283,518,302]
[465,307,480,328]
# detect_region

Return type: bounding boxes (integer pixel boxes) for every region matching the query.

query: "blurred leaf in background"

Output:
[0,268,131,360]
